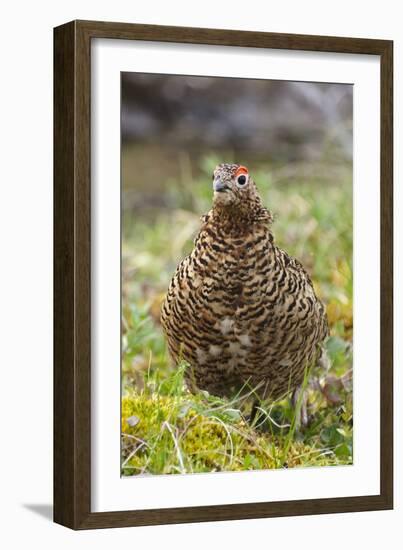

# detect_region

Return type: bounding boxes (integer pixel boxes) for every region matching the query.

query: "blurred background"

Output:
[121,73,353,475]
[122,74,352,211]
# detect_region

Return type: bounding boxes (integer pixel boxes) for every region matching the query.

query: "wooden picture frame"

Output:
[54,19,393,529]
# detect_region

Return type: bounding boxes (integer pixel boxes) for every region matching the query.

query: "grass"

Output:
[121,153,353,476]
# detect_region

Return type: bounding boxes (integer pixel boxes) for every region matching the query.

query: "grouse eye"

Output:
[237,175,247,186]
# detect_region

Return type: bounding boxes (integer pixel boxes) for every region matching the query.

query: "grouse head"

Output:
[212,163,254,205]
[211,163,272,227]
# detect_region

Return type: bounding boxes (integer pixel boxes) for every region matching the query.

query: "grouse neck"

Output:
[211,201,272,234]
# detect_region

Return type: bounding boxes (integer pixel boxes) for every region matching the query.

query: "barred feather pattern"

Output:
[161,164,328,401]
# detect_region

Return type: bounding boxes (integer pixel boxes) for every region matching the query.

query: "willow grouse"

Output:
[161,163,328,404]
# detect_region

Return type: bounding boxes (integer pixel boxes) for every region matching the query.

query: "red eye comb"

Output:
[235,166,248,177]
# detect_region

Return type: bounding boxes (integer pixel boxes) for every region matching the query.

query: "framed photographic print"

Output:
[54,20,393,529]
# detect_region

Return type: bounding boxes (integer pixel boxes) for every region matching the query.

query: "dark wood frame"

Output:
[54,19,393,530]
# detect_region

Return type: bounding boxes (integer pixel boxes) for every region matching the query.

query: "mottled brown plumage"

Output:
[161,163,328,402]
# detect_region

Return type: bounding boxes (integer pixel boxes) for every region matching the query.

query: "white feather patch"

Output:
[229,342,241,355]
[238,334,251,346]
[196,348,207,363]
[209,345,221,357]
[220,318,234,335]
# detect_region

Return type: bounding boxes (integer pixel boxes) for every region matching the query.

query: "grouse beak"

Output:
[213,179,230,193]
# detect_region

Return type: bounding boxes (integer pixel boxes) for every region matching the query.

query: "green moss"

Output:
[121,390,352,476]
